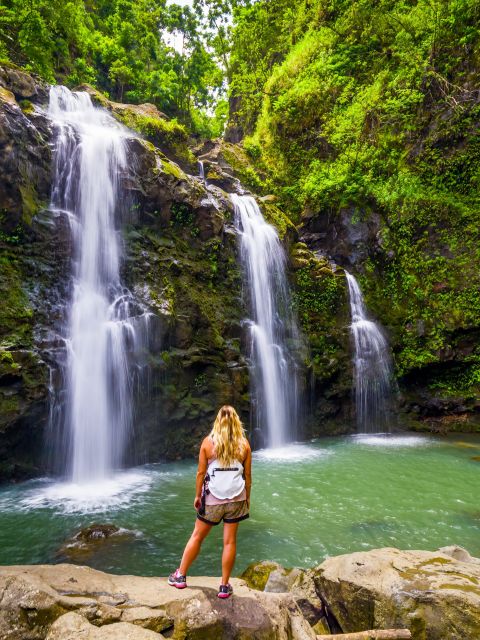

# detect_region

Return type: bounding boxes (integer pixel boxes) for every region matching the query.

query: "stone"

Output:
[265,567,302,593]
[121,606,173,633]
[314,547,480,640]
[240,561,284,591]
[57,524,138,563]
[0,86,17,106]
[437,544,480,564]
[0,64,48,101]
[46,612,164,639]
[0,564,316,640]
[290,569,327,629]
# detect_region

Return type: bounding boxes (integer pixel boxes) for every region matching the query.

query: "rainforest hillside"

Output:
[228,0,480,422]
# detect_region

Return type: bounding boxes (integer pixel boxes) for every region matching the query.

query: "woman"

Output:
[168,405,252,599]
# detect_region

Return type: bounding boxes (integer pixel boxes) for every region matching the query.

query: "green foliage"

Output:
[170,202,199,237]
[0,0,225,130]
[229,0,480,396]
[220,141,265,191]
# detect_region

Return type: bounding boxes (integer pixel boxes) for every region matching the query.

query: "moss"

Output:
[239,561,281,591]
[161,159,186,181]
[115,108,195,166]
[19,99,34,114]
[19,183,40,226]
[0,254,33,349]
[261,202,296,239]
[0,86,16,105]
[417,557,453,567]
[170,203,199,237]
[220,141,266,192]
[438,583,480,594]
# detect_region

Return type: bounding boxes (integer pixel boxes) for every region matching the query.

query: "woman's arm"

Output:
[194,438,209,510]
[243,441,252,508]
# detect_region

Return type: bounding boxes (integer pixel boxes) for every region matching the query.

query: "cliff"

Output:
[228,0,480,433]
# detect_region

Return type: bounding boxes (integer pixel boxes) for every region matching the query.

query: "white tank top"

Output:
[206,457,245,500]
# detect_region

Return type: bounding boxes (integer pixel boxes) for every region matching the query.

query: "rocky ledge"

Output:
[0,564,314,640]
[1,546,479,639]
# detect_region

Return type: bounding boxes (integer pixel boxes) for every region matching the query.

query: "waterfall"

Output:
[345,272,393,433]
[231,194,300,448]
[198,160,207,185]
[48,86,148,482]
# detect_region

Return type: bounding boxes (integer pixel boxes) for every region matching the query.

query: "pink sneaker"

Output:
[168,569,187,589]
[218,583,233,599]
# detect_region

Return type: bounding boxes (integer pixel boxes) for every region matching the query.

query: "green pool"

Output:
[0,434,479,576]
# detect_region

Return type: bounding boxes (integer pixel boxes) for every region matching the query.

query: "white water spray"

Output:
[48,86,148,482]
[232,194,300,448]
[345,272,393,433]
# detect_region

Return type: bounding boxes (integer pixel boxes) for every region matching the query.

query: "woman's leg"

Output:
[221,522,239,585]
[179,518,212,575]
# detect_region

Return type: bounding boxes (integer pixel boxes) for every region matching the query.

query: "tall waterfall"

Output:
[232,194,300,448]
[345,272,393,433]
[48,86,147,482]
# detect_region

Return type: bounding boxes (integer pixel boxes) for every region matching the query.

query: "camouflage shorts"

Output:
[197,499,249,525]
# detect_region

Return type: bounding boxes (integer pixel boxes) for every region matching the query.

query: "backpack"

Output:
[206,458,245,500]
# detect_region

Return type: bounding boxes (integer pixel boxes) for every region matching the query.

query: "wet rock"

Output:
[57,525,138,563]
[0,64,49,102]
[72,523,121,541]
[314,547,480,639]
[299,206,383,270]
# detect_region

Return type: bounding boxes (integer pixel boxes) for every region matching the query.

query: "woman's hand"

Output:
[194,496,202,511]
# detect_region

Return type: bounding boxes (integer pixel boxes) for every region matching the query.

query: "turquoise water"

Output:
[0,434,479,576]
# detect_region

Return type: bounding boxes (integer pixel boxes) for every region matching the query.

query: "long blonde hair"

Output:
[210,405,246,466]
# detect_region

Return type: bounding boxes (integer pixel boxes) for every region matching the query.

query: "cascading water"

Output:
[198,160,207,185]
[48,86,149,483]
[231,194,301,448]
[345,272,393,433]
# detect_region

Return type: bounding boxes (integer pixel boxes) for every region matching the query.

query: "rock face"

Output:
[0,564,316,640]
[0,64,54,480]
[0,65,253,478]
[0,63,354,481]
[314,547,480,640]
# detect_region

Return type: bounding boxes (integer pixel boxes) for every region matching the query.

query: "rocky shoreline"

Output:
[1,546,479,639]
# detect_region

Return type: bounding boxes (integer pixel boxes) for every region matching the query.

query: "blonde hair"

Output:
[210,405,246,466]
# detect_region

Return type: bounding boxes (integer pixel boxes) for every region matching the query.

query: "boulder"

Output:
[57,524,139,563]
[240,562,333,634]
[0,564,316,640]
[314,547,480,640]
[46,612,164,640]
[0,64,49,102]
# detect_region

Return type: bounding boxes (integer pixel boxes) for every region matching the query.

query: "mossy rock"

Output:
[219,141,266,192]
[261,202,296,240]
[239,561,284,591]
[113,105,195,169]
